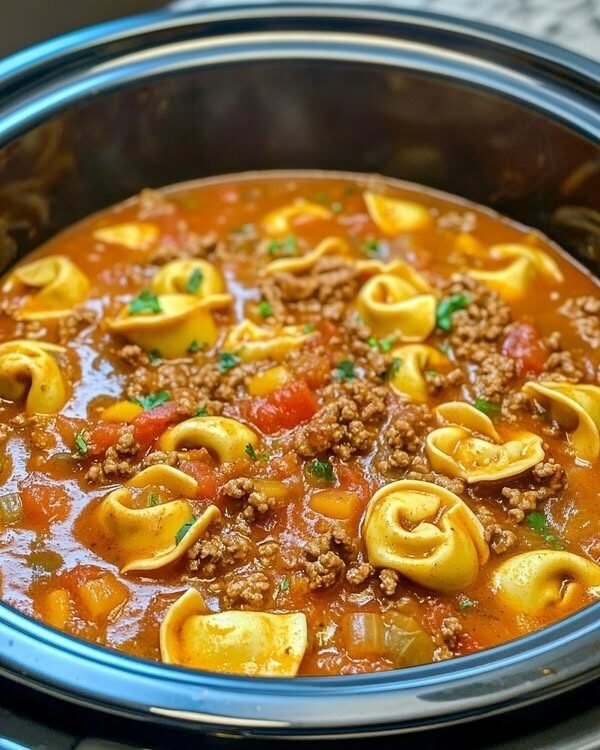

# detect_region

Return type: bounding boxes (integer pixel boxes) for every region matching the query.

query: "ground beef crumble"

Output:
[187,526,251,577]
[376,402,433,473]
[221,477,280,522]
[501,458,565,522]
[217,570,271,609]
[559,296,600,349]
[300,527,357,590]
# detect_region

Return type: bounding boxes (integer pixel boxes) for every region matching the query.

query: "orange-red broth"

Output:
[0,173,598,676]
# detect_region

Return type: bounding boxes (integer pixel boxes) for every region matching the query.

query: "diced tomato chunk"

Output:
[131,402,180,447]
[179,460,217,500]
[502,323,548,375]
[57,564,106,595]
[20,484,70,528]
[336,463,371,504]
[87,422,121,455]
[241,380,318,434]
[455,632,481,655]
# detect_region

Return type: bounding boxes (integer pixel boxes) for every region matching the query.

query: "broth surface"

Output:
[0,171,598,676]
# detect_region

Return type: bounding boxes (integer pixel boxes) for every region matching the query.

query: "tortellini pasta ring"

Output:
[93,221,159,250]
[223,319,312,362]
[127,464,199,497]
[363,479,489,592]
[364,191,431,234]
[264,236,351,276]
[356,273,437,340]
[160,588,308,676]
[4,255,90,320]
[522,381,600,462]
[427,401,544,483]
[492,550,600,616]
[151,258,229,301]
[355,258,432,293]
[468,244,563,301]
[97,492,220,574]
[0,339,67,414]
[108,293,224,358]
[262,200,332,235]
[389,344,449,402]
[159,416,259,462]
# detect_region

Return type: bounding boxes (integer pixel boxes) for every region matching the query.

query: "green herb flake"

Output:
[268,234,297,258]
[425,370,439,378]
[378,336,395,353]
[308,459,335,483]
[367,337,378,348]
[132,390,170,410]
[187,340,205,354]
[195,406,208,417]
[259,452,270,463]
[526,511,564,549]
[185,267,204,294]
[279,577,290,592]
[73,430,88,457]
[258,300,273,319]
[148,349,162,363]
[230,223,253,235]
[330,201,343,214]
[474,398,501,418]
[245,443,258,461]
[175,517,197,545]
[458,595,475,611]
[436,294,470,331]
[335,360,356,382]
[383,357,402,381]
[303,323,316,333]
[128,289,162,316]
[314,191,328,204]
[362,238,381,256]
[438,342,450,355]
[148,493,160,507]
[218,351,240,373]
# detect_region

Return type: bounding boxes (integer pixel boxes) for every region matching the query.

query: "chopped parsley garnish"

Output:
[382,357,402,381]
[175,518,196,545]
[279,577,290,592]
[436,294,469,331]
[303,323,316,333]
[438,342,450,355]
[73,430,89,457]
[425,370,439,377]
[526,511,564,549]
[308,459,336,483]
[187,340,204,354]
[258,300,273,319]
[245,443,258,461]
[131,390,170,410]
[335,360,356,381]
[474,398,501,418]
[330,201,343,214]
[195,407,208,417]
[148,349,162,363]
[218,351,240,373]
[148,493,160,507]
[367,337,377,348]
[458,595,475,611]
[185,267,203,294]
[268,234,297,257]
[314,191,328,204]
[128,289,162,316]
[362,237,381,256]
[367,336,395,353]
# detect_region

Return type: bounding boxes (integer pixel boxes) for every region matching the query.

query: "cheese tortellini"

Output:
[388,344,449,402]
[493,551,600,615]
[264,236,351,276]
[151,258,231,305]
[223,319,312,362]
[426,401,545,482]
[160,588,308,676]
[3,255,90,319]
[363,479,489,592]
[356,270,437,341]
[364,192,431,234]
[93,221,159,250]
[0,340,67,414]
[108,293,229,358]
[96,465,221,573]
[159,415,258,462]
[468,243,563,300]
[262,200,331,235]
[523,381,600,462]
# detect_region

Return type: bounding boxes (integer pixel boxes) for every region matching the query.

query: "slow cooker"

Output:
[0,3,598,747]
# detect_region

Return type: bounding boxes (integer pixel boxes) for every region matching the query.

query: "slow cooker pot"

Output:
[0,3,598,746]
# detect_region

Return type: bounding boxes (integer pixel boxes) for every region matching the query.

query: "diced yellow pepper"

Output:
[78,573,129,621]
[101,400,143,423]
[39,588,72,630]
[253,478,289,500]
[310,489,360,520]
[247,366,291,397]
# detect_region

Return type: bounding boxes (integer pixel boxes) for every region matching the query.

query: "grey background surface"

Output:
[1,0,599,61]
